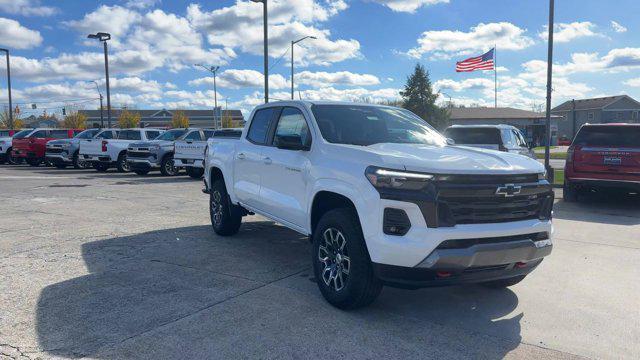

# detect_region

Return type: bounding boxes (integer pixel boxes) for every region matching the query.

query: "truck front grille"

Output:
[46,148,64,154]
[438,195,544,225]
[127,151,151,159]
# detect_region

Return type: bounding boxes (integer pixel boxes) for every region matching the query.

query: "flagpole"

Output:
[494,45,497,108]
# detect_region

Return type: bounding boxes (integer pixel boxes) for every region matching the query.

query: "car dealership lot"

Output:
[1,165,638,359]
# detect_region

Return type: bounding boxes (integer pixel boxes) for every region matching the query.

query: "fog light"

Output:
[534,239,552,248]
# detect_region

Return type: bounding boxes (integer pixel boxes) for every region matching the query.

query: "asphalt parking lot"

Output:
[1,165,638,359]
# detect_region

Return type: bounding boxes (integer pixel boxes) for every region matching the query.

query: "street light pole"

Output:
[544,0,555,182]
[252,0,268,103]
[290,36,316,99]
[0,48,13,126]
[92,81,104,128]
[87,33,112,128]
[195,64,220,127]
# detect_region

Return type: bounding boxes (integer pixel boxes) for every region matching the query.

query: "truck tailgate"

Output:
[175,141,206,160]
[79,139,103,155]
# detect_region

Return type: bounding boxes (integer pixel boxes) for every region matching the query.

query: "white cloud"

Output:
[369,0,449,13]
[296,71,380,87]
[0,18,43,49]
[434,78,494,92]
[407,22,534,59]
[611,21,627,33]
[125,0,160,10]
[521,48,640,79]
[539,22,600,43]
[187,1,359,66]
[623,78,640,87]
[189,69,288,90]
[64,5,141,41]
[0,0,57,16]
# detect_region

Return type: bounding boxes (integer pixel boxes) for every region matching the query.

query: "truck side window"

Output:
[184,131,203,141]
[203,130,215,139]
[247,108,276,145]
[31,130,47,138]
[146,130,161,139]
[273,107,310,147]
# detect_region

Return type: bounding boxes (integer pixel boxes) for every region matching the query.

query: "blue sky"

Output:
[0,0,639,118]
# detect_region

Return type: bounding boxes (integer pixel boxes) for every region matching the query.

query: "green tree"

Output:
[62,112,87,129]
[221,111,235,128]
[117,110,140,128]
[171,111,190,128]
[400,64,449,130]
[0,110,24,129]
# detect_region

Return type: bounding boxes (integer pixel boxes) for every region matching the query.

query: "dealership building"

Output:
[78,108,245,129]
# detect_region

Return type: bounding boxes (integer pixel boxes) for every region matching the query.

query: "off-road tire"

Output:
[187,167,204,179]
[312,208,383,309]
[160,154,178,176]
[209,179,242,236]
[116,153,129,173]
[481,275,526,288]
[72,152,87,169]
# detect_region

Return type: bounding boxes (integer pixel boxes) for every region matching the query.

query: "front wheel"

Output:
[7,149,21,165]
[116,153,129,173]
[209,179,242,236]
[73,152,89,169]
[160,154,178,176]
[312,208,382,309]
[186,167,204,179]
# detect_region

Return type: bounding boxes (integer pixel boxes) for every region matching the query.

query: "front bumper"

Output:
[83,154,113,163]
[12,149,40,159]
[127,158,160,170]
[174,158,203,168]
[45,152,73,164]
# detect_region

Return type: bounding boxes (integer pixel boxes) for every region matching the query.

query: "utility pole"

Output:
[291,36,316,99]
[252,0,269,103]
[88,33,112,127]
[544,0,555,182]
[0,48,13,126]
[195,64,220,128]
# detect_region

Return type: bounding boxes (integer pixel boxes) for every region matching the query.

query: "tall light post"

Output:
[441,92,453,109]
[290,36,316,99]
[87,32,112,128]
[196,64,220,128]
[91,81,104,128]
[251,0,268,103]
[543,0,555,182]
[0,48,13,126]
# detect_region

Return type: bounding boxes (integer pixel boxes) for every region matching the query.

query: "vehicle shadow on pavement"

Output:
[35,222,523,359]
[554,191,640,225]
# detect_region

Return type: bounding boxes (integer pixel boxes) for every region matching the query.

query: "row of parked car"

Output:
[0,127,242,178]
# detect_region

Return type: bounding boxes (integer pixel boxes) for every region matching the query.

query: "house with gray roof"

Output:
[551,95,640,139]
[448,107,561,146]
[78,108,245,129]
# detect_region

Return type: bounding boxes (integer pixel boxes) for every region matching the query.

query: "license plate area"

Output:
[603,156,622,165]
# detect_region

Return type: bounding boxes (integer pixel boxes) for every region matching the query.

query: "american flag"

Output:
[456,48,495,72]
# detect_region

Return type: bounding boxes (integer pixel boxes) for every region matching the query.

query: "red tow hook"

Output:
[515,262,527,269]
[436,271,452,278]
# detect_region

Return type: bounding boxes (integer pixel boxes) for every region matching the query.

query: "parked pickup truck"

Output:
[0,129,20,164]
[444,124,536,159]
[126,128,191,176]
[203,101,554,309]
[45,128,102,169]
[174,128,242,179]
[79,128,163,172]
[12,128,81,166]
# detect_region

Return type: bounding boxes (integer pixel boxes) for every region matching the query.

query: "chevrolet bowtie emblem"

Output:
[495,184,522,197]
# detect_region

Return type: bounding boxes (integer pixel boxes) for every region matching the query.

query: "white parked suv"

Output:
[203,101,553,309]
[444,124,536,159]
[174,128,243,179]
[79,128,163,172]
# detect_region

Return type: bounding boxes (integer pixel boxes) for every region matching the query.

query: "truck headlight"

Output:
[365,166,434,191]
[538,171,547,181]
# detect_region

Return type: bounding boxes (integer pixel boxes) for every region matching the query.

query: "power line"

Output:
[269,46,290,71]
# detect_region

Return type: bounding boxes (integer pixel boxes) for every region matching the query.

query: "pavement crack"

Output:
[0,343,33,360]
[149,258,261,283]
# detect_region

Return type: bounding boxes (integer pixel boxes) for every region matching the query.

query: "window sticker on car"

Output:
[603,157,622,165]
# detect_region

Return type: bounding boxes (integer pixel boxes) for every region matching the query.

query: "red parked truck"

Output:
[564,123,640,201]
[12,128,82,166]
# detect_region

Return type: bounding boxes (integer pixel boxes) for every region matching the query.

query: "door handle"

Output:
[237,153,246,160]
[263,157,272,165]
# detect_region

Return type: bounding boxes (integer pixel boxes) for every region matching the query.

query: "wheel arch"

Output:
[310,190,360,236]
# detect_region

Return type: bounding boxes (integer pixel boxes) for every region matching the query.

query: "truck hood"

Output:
[47,139,74,146]
[0,136,11,142]
[365,143,544,174]
[129,140,173,148]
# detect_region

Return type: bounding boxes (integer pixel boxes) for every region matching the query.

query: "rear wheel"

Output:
[27,158,42,167]
[481,275,526,288]
[209,179,242,236]
[186,167,204,179]
[160,154,178,176]
[73,152,88,169]
[116,153,129,173]
[7,149,21,165]
[563,181,578,202]
[94,163,109,172]
[312,208,382,309]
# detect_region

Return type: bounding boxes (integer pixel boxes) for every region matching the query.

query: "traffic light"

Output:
[62,108,66,116]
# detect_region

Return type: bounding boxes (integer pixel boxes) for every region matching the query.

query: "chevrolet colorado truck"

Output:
[203,101,554,309]
[12,128,81,166]
[80,128,163,172]
[126,128,190,176]
[45,128,102,169]
[174,128,242,179]
[0,129,20,164]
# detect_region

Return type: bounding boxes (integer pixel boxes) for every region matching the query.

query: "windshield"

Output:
[311,105,446,146]
[573,126,640,147]
[155,129,187,141]
[12,129,33,139]
[74,129,99,139]
[444,127,502,145]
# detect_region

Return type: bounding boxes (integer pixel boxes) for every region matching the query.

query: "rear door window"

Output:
[118,130,142,140]
[50,130,70,139]
[30,130,48,138]
[247,108,277,145]
[203,130,216,139]
[445,128,502,145]
[573,126,640,147]
[145,130,161,139]
[184,131,203,141]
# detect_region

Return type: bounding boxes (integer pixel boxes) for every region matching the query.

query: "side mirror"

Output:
[446,138,455,145]
[275,134,309,151]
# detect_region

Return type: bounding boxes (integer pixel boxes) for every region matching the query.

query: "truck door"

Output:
[259,107,312,228]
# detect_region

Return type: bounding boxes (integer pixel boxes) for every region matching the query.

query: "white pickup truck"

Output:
[203,101,554,309]
[174,128,243,179]
[79,128,163,172]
